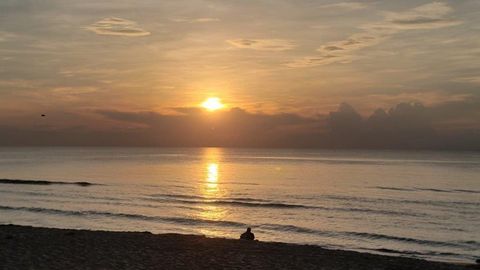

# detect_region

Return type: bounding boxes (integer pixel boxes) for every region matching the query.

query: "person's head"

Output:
[247,227,251,232]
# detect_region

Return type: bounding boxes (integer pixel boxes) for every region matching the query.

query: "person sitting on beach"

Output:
[240,227,255,240]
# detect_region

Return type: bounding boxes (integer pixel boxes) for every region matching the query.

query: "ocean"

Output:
[0,147,478,263]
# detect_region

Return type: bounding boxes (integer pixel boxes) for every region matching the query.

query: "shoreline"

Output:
[0,224,476,270]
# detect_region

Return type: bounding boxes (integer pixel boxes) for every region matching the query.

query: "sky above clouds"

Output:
[0,0,479,148]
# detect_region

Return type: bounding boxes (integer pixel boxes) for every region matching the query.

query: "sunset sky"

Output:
[0,0,479,148]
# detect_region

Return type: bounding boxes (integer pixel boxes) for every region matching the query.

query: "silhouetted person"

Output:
[240,227,254,240]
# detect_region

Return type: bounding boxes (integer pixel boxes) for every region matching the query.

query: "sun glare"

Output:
[207,163,218,183]
[202,97,224,111]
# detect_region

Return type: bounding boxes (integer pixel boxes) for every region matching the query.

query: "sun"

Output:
[201,97,224,111]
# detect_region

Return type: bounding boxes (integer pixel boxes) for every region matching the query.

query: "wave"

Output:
[346,232,458,248]
[320,194,480,209]
[149,193,206,200]
[350,232,479,250]
[9,195,199,212]
[260,223,477,250]
[0,205,245,228]
[147,197,311,209]
[150,195,423,217]
[370,248,462,257]
[260,224,324,235]
[219,181,260,186]
[2,204,477,251]
[452,189,480,194]
[146,196,425,217]
[0,189,133,206]
[374,186,480,194]
[0,179,95,187]
[150,194,273,203]
[375,186,416,192]
[417,188,452,193]
[232,155,480,167]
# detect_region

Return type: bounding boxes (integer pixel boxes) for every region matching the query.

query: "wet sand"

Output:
[0,224,476,270]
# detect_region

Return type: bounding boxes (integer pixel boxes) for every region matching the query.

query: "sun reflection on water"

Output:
[197,148,228,236]
[202,148,222,196]
[206,163,219,191]
[203,161,220,197]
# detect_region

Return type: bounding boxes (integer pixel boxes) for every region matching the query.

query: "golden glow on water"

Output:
[202,148,223,196]
[207,163,218,183]
[205,163,219,192]
[196,148,228,236]
[197,204,226,221]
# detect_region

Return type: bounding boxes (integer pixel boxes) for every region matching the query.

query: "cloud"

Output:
[453,76,480,85]
[362,92,472,111]
[195,17,220,23]
[86,17,150,37]
[285,55,344,68]
[59,68,123,77]
[94,107,315,147]
[321,33,381,51]
[171,17,220,23]
[0,31,17,42]
[325,100,480,149]
[50,86,97,96]
[7,86,99,105]
[319,2,367,10]
[327,102,436,148]
[1,100,479,149]
[287,32,382,67]
[0,79,37,89]
[384,2,462,30]
[288,2,461,68]
[227,39,295,51]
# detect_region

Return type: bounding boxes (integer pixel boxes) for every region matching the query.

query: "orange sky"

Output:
[0,1,479,148]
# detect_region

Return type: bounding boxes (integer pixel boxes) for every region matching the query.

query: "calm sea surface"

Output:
[0,147,478,263]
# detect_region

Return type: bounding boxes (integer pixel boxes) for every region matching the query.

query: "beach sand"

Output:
[0,224,476,270]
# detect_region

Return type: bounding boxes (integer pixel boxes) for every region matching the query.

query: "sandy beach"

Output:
[0,224,476,270]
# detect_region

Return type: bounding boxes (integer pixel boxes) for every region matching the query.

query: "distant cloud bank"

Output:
[1,100,479,150]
